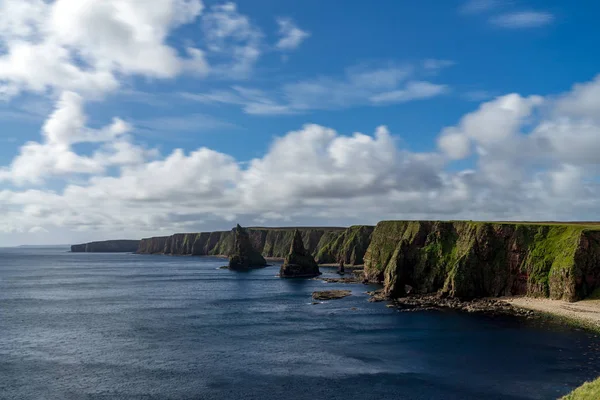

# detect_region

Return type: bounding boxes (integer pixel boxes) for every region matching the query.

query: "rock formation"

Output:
[71,240,140,253]
[280,230,321,278]
[312,290,352,300]
[363,221,600,302]
[228,224,267,270]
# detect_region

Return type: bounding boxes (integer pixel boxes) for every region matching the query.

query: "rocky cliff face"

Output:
[280,230,320,278]
[228,225,267,270]
[315,225,374,264]
[363,221,600,302]
[137,226,371,264]
[71,240,140,253]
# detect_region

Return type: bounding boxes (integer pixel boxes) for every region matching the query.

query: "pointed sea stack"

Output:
[280,230,321,278]
[228,224,267,270]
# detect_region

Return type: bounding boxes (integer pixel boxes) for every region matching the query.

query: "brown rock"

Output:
[280,230,321,278]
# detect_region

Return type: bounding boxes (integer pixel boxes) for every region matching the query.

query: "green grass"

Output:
[561,377,600,399]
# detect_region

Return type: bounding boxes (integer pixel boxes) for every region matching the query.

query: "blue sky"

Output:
[0,0,599,245]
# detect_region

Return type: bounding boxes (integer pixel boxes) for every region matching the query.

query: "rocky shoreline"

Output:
[365,289,536,317]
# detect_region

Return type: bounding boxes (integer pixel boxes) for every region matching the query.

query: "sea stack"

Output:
[280,230,321,278]
[228,224,267,270]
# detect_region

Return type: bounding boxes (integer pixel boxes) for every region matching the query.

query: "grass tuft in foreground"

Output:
[561,377,600,399]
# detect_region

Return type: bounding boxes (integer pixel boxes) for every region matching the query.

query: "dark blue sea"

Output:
[1,248,599,400]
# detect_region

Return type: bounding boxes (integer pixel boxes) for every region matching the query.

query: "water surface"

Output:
[1,248,599,399]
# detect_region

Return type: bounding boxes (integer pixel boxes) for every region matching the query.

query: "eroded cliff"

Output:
[363,221,600,301]
[137,226,372,264]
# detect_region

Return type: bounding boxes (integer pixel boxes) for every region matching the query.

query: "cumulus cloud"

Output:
[0,0,209,98]
[1,84,600,242]
[437,93,543,160]
[0,91,155,185]
[275,18,310,51]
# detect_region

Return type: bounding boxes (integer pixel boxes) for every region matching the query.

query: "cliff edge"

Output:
[363,221,600,302]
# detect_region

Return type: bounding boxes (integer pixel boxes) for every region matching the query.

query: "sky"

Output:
[1,0,600,246]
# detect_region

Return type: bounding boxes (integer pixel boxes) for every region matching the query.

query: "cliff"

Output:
[71,240,140,253]
[315,225,374,264]
[137,226,372,264]
[363,221,600,302]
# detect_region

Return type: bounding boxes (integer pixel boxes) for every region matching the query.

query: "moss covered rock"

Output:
[315,225,374,265]
[363,221,600,301]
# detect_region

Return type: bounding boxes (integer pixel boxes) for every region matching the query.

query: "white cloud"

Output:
[0,0,207,99]
[201,2,263,78]
[0,0,282,99]
[182,62,448,114]
[275,18,310,51]
[490,11,554,29]
[3,77,600,242]
[554,74,600,119]
[437,93,543,160]
[370,81,448,104]
[0,91,155,185]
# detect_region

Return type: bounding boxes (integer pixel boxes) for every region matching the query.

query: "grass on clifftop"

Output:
[561,377,600,399]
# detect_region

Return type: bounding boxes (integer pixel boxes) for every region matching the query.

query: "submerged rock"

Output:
[312,290,352,301]
[280,230,321,278]
[228,224,267,270]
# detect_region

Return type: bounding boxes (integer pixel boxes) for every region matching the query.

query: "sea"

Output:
[1,248,599,400]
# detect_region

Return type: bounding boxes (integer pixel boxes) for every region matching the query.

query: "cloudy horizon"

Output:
[0,0,599,246]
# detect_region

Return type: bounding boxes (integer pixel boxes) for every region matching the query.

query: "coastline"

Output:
[501,297,600,333]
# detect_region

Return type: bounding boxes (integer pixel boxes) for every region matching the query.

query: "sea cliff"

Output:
[137,226,374,264]
[71,240,140,253]
[73,221,600,302]
[363,221,600,302]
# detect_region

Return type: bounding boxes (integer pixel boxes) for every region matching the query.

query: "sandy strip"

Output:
[502,297,600,330]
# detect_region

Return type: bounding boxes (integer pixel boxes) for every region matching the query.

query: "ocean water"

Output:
[1,248,599,400]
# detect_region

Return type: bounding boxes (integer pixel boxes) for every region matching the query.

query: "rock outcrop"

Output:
[71,240,140,253]
[363,221,600,302]
[228,225,267,270]
[280,230,321,278]
[312,290,352,300]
